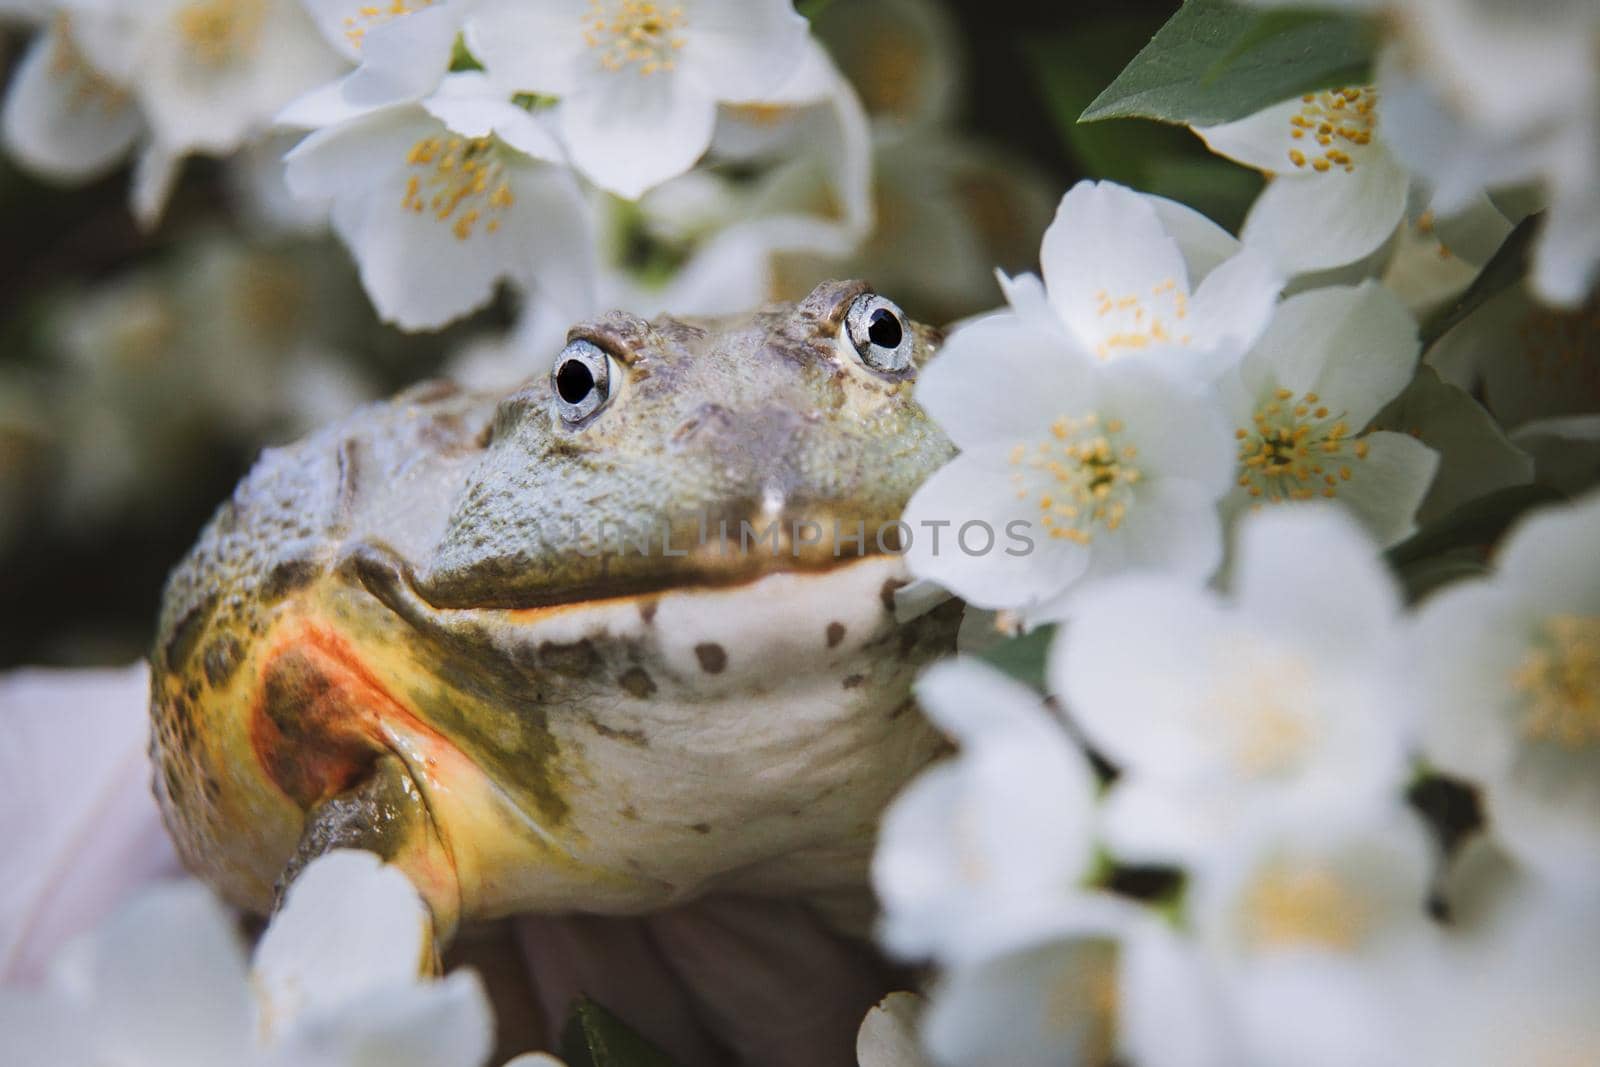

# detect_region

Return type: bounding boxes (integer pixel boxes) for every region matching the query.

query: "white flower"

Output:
[1221,281,1439,545]
[1010,180,1282,385]
[856,992,931,1067]
[903,316,1234,618]
[1052,506,1413,868]
[293,0,463,116]
[1378,194,1514,318]
[1376,0,1600,306]
[1427,281,1600,429]
[919,903,1234,1067]
[1412,489,1600,882]
[1196,85,1413,277]
[1,12,142,183]
[465,0,811,199]
[0,664,179,984]
[285,73,594,330]
[1183,809,1438,1067]
[871,659,1100,964]
[0,850,494,1067]
[1400,872,1600,1067]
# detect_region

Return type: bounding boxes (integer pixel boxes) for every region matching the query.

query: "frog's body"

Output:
[149,281,960,938]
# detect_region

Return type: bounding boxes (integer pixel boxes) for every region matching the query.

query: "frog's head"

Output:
[415,280,955,607]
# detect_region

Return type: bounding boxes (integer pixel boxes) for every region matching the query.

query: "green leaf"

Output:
[1081,0,1375,128]
[1420,212,1540,348]
[797,0,838,19]
[560,998,684,1067]
[1386,484,1566,572]
[975,625,1056,694]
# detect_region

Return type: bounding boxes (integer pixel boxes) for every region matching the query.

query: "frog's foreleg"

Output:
[276,752,461,957]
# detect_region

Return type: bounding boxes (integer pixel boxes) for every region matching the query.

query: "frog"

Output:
[148,280,964,945]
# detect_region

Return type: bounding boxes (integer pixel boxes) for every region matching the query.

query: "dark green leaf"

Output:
[1081,0,1375,127]
[1385,484,1566,571]
[975,625,1056,694]
[1420,212,1541,347]
[560,998,684,1067]
[797,0,838,20]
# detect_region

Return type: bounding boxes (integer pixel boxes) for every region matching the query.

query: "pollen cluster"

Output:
[1514,614,1600,748]
[1236,388,1369,503]
[584,0,688,76]
[175,0,268,66]
[48,15,128,114]
[1091,279,1192,360]
[1010,413,1143,545]
[1207,652,1315,777]
[1244,864,1370,951]
[342,0,436,51]
[402,136,515,241]
[1286,86,1377,174]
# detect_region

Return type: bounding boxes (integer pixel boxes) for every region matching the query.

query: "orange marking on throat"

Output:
[250,622,452,807]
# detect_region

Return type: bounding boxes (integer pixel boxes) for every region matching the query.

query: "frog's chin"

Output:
[353,550,962,920]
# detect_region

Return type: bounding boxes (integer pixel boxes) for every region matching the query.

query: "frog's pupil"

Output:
[557,359,596,404]
[868,308,903,349]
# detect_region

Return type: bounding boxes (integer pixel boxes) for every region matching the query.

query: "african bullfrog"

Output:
[149,280,962,942]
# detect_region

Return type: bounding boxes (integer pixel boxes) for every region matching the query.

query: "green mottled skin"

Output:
[149,281,960,936]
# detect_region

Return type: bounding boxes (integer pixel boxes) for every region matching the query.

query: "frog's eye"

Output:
[552,339,617,423]
[842,293,913,374]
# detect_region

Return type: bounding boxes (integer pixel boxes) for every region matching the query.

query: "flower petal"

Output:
[1041,181,1189,353]
[560,71,716,199]
[1321,430,1439,546]
[912,312,1095,450]
[0,27,141,181]
[902,444,1090,612]
[94,883,255,1064]
[679,0,810,102]
[467,0,588,97]
[1242,281,1419,429]
[253,850,432,1041]
[1239,151,1410,276]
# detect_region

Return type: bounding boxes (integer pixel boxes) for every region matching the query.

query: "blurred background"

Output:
[0,0,1251,667]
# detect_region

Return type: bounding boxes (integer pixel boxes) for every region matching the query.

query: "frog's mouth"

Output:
[393,500,916,612]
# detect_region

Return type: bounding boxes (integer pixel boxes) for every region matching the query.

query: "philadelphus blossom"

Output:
[1,0,347,224]
[1412,490,1600,882]
[901,181,1276,619]
[0,850,495,1067]
[1375,0,1600,306]
[285,73,593,330]
[1008,181,1282,385]
[1195,85,1415,277]
[0,11,142,184]
[1184,810,1438,1067]
[291,0,465,117]
[1220,281,1439,546]
[903,320,1234,618]
[871,659,1100,965]
[466,0,811,199]
[1053,507,1412,868]
[919,903,1234,1067]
